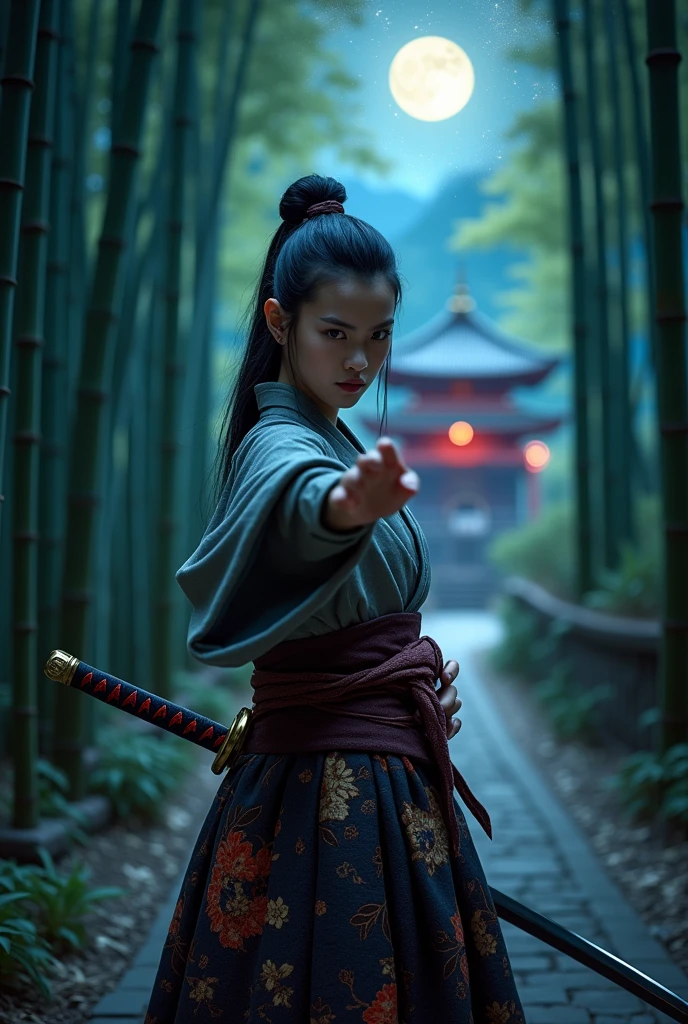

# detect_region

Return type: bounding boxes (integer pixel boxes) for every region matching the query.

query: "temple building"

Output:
[362,281,564,608]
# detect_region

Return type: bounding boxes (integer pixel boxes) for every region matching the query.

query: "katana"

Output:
[43,649,252,774]
[41,648,688,1023]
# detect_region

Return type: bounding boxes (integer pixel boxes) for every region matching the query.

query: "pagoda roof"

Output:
[390,290,560,387]
[363,407,563,439]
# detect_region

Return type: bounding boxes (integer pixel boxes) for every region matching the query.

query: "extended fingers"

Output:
[356,445,419,494]
[356,450,384,475]
[376,436,406,471]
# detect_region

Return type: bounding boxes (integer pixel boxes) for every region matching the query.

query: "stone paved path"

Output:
[89,611,688,1023]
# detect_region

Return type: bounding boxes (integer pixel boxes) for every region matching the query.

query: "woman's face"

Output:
[264,273,396,425]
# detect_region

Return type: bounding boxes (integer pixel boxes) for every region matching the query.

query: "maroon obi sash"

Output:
[243,611,492,857]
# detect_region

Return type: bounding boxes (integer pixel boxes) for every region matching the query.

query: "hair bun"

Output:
[279,174,347,226]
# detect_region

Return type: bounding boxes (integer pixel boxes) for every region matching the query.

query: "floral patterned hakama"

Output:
[144,749,525,1023]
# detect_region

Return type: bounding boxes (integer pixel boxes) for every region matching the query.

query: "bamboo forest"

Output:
[0,0,686,1020]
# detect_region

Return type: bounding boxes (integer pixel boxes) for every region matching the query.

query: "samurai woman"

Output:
[144,174,525,1023]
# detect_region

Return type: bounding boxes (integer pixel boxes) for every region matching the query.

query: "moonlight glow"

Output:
[389,36,475,122]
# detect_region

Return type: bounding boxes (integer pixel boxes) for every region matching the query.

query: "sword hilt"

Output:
[43,649,252,773]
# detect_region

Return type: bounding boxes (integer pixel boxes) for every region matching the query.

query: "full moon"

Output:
[389,36,475,122]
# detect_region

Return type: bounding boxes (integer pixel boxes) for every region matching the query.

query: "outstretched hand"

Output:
[324,437,420,530]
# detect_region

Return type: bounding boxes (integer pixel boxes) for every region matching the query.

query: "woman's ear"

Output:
[264,297,288,344]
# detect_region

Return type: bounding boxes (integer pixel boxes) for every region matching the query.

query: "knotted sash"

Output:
[243,611,492,858]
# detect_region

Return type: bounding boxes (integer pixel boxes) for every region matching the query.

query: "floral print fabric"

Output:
[144,751,525,1023]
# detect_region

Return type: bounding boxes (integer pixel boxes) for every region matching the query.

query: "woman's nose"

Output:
[345,351,368,371]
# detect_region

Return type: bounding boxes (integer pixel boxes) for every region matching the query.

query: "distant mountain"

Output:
[340,177,425,241]
[390,170,527,337]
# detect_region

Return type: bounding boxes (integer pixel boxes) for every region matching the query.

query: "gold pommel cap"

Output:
[44,650,80,686]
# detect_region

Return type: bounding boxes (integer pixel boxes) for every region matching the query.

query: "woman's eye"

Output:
[324,329,392,341]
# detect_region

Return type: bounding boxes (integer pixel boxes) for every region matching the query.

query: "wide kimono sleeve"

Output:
[175,422,375,667]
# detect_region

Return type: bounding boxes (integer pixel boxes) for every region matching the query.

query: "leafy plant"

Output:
[487,495,662,617]
[0,849,123,995]
[488,595,543,679]
[582,543,659,617]
[608,743,688,826]
[0,890,56,998]
[87,729,193,820]
[533,663,612,741]
[0,760,88,842]
[489,596,570,681]
[488,502,576,600]
[20,850,123,953]
[36,760,88,842]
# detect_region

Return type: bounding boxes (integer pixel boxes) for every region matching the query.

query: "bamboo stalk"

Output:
[602,0,635,549]
[66,0,102,410]
[194,0,262,304]
[129,353,152,685]
[37,0,75,756]
[12,0,61,830]
[111,78,173,429]
[552,0,595,598]
[152,0,199,699]
[111,0,132,132]
[644,0,688,752]
[619,0,656,374]
[181,0,262,569]
[0,0,11,80]
[0,0,41,536]
[52,0,165,795]
[580,0,617,573]
[63,0,84,403]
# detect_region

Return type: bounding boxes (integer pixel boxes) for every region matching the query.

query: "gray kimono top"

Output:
[176,381,431,666]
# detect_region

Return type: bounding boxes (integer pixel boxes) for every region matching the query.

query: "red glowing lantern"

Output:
[524,439,550,472]
[448,421,474,446]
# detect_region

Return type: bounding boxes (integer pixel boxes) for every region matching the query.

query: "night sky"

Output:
[313,0,558,199]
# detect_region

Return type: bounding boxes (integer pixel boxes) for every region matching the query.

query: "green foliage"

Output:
[533,663,612,741]
[19,850,123,954]
[36,760,88,842]
[488,502,576,600]
[491,598,611,740]
[0,889,56,999]
[447,0,688,350]
[0,851,121,997]
[488,595,544,680]
[87,729,193,820]
[582,543,659,617]
[489,495,661,616]
[450,101,570,350]
[0,760,87,841]
[608,744,688,826]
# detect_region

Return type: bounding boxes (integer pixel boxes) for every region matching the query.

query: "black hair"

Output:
[210,173,403,507]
